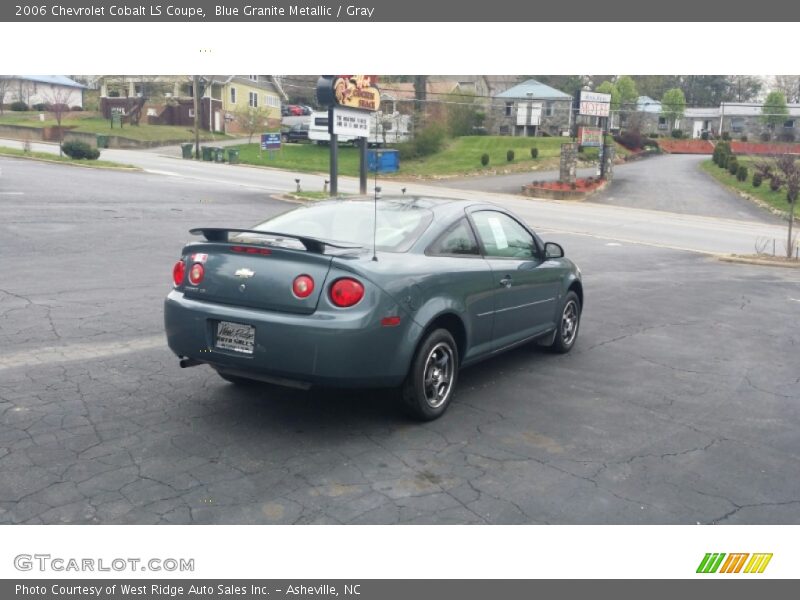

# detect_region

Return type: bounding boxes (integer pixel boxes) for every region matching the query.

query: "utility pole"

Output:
[193,75,200,159]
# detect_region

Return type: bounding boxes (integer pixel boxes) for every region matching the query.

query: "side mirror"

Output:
[544,242,564,259]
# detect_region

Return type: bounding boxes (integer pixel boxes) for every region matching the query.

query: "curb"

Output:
[0,151,140,171]
[719,255,800,269]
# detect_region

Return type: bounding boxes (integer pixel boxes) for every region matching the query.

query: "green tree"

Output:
[596,81,620,111]
[728,75,762,102]
[615,76,639,109]
[661,88,686,128]
[445,92,485,137]
[633,75,682,100]
[761,90,789,129]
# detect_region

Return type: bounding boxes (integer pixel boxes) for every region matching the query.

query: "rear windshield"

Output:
[252,201,434,253]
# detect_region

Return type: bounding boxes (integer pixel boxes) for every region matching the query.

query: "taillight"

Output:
[188,263,205,285]
[329,278,364,307]
[172,260,185,286]
[230,245,271,255]
[292,275,315,298]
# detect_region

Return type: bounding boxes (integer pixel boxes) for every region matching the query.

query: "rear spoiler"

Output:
[189,228,362,255]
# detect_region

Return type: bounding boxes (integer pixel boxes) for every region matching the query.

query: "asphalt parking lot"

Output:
[1,157,799,524]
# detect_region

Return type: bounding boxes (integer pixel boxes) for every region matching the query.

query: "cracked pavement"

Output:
[0,156,799,524]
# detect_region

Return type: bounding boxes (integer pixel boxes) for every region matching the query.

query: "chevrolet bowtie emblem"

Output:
[234,268,255,279]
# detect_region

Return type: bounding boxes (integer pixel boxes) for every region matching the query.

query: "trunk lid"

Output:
[180,241,333,315]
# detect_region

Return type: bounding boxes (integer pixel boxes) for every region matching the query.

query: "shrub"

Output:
[32,102,51,111]
[9,101,28,111]
[61,140,100,160]
[728,158,739,175]
[737,165,748,182]
[770,177,781,192]
[760,132,771,142]
[740,135,748,142]
[779,132,796,143]
[701,131,709,140]
[615,130,644,150]
[721,131,731,141]
[671,129,683,139]
[397,123,447,160]
[413,123,446,157]
[718,152,730,168]
[642,138,659,149]
[506,149,515,162]
[480,153,489,166]
[647,132,659,138]
[530,147,538,159]
[752,173,763,188]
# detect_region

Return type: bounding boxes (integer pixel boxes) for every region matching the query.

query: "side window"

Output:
[428,218,480,256]
[472,211,536,259]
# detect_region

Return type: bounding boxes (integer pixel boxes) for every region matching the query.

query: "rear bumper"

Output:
[164,290,420,388]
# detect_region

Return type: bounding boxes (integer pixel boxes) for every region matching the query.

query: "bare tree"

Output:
[775,155,799,258]
[45,86,75,157]
[758,154,800,257]
[16,80,33,106]
[0,76,10,115]
[773,75,800,104]
[233,105,269,144]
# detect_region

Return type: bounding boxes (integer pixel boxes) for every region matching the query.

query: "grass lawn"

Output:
[0,112,228,143]
[232,136,606,179]
[0,146,137,170]
[289,191,355,201]
[700,158,792,216]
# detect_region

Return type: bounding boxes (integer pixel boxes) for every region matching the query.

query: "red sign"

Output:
[578,126,603,147]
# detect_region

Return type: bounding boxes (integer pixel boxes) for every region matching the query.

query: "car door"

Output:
[425,217,496,363]
[469,210,561,349]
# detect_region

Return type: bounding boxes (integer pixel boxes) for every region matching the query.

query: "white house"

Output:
[1,75,86,109]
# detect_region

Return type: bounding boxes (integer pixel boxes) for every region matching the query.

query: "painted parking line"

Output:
[0,335,165,371]
[0,192,24,195]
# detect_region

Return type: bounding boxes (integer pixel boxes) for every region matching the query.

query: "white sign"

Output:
[580,91,611,117]
[516,102,542,126]
[331,107,370,137]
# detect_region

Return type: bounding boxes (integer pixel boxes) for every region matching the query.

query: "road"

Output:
[0,138,789,256]
[591,154,779,222]
[1,157,798,524]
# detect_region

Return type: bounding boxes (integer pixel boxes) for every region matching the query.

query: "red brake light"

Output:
[188,263,205,285]
[230,245,271,255]
[172,260,185,286]
[329,278,364,307]
[292,275,315,298]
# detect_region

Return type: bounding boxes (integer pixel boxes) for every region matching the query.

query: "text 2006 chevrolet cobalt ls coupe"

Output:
[164,197,583,420]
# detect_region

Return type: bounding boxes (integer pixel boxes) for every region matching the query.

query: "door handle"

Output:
[499,276,512,288]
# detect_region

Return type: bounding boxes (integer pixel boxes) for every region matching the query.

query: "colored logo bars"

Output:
[696,553,773,574]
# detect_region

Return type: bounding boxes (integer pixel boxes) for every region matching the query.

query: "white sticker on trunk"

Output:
[487,217,508,250]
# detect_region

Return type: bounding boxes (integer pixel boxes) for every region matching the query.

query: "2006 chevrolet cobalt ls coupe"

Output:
[164,197,583,420]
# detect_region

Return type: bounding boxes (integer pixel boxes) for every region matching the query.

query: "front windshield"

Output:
[252,200,434,253]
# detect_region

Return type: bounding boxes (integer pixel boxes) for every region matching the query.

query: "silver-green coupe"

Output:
[164,197,583,420]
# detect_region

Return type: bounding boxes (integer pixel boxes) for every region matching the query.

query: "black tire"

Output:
[217,371,256,386]
[401,328,459,421]
[549,291,581,354]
